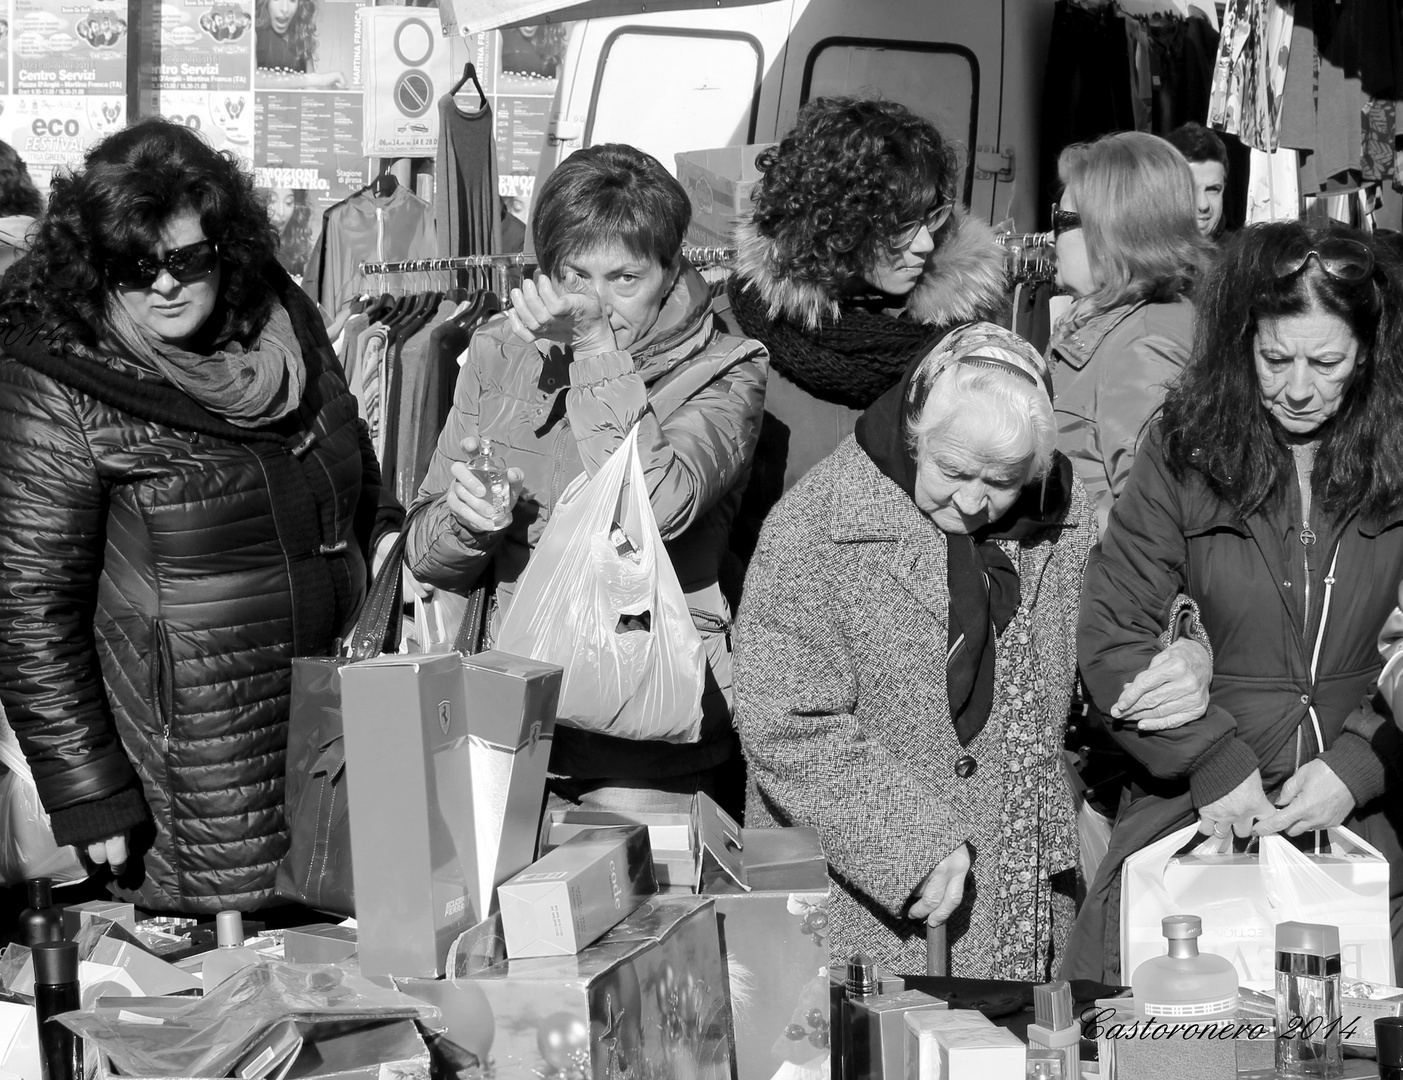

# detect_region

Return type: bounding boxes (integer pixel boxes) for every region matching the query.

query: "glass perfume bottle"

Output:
[200,911,259,993]
[467,438,511,522]
[32,940,81,1080]
[1275,921,1344,1078]
[1130,914,1238,1021]
[18,878,63,946]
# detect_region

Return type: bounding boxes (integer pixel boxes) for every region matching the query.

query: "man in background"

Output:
[1166,121,1229,241]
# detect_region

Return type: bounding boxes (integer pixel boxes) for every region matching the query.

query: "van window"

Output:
[587,29,762,173]
[802,38,978,202]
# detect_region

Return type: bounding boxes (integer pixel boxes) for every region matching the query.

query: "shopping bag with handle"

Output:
[0,705,86,886]
[1120,823,1393,988]
[496,423,706,742]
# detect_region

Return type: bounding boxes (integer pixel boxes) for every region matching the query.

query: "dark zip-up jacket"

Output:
[0,264,400,913]
[1063,428,1403,981]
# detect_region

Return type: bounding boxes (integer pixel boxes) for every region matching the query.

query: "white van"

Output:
[529,0,1058,232]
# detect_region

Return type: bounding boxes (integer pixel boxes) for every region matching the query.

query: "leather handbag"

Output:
[274,508,489,913]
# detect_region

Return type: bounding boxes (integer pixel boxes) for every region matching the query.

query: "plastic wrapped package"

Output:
[55,960,440,1078]
[496,424,706,743]
[0,708,85,886]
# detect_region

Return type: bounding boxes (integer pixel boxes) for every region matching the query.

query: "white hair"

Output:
[907,363,1056,480]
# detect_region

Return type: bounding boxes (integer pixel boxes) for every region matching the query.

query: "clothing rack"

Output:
[359,246,738,276]
[995,231,1056,286]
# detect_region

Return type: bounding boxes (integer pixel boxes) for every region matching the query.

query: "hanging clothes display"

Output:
[434,64,502,292]
[303,179,443,318]
[1207,0,1294,152]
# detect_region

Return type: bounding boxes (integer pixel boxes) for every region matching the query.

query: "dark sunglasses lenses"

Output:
[1274,239,1373,284]
[1051,206,1081,236]
[109,241,218,287]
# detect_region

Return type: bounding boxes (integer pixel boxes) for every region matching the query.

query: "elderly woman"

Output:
[1050,131,1210,537]
[0,119,398,912]
[1066,222,1403,982]
[724,97,1008,584]
[407,143,767,814]
[733,324,1092,978]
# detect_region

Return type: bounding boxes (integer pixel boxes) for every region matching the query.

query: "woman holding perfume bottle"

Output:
[1066,221,1403,983]
[406,142,768,815]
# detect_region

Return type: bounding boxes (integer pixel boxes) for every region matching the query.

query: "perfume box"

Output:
[498,825,657,958]
[400,895,732,1080]
[458,650,560,917]
[703,827,831,1080]
[282,923,358,965]
[342,652,479,978]
[62,901,137,939]
[850,989,946,1080]
[903,1008,1024,1080]
[1342,982,1403,1048]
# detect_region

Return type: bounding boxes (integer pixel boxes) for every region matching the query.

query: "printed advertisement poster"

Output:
[160,90,254,165]
[13,0,127,95]
[255,0,364,90]
[155,0,253,92]
[3,93,125,185]
[361,5,449,157]
[0,16,10,93]
[254,90,364,281]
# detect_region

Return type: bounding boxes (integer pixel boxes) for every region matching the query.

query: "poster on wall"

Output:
[12,0,127,95]
[254,0,363,90]
[3,93,126,186]
[360,5,450,157]
[155,0,253,93]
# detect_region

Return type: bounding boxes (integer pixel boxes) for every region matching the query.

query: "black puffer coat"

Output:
[0,264,399,913]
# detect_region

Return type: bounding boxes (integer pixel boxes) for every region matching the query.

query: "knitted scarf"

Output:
[726,274,944,411]
[104,300,306,427]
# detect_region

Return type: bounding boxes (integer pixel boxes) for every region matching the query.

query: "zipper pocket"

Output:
[150,618,175,745]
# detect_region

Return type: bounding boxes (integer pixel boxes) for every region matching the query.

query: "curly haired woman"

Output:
[255,0,344,89]
[723,97,1009,585]
[0,119,398,912]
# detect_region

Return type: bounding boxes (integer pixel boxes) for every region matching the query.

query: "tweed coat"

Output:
[734,436,1095,978]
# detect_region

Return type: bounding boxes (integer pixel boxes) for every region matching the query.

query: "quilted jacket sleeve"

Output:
[733,514,965,921]
[404,327,501,591]
[1078,433,1258,807]
[1378,582,1403,724]
[0,362,146,843]
[566,338,768,540]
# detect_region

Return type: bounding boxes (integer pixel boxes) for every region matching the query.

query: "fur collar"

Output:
[732,210,1009,332]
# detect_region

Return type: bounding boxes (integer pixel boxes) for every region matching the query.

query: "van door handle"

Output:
[548,120,583,146]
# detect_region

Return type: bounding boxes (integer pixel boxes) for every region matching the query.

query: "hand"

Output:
[507,272,617,359]
[1254,759,1356,837]
[1197,769,1275,838]
[446,436,523,534]
[87,833,128,872]
[1112,638,1213,731]
[317,71,347,88]
[909,843,971,927]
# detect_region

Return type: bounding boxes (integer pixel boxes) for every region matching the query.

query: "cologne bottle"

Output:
[200,911,259,993]
[466,438,511,521]
[1028,980,1080,1080]
[18,878,63,946]
[840,952,878,1080]
[1275,921,1344,1078]
[1130,914,1238,1021]
[32,940,81,1080]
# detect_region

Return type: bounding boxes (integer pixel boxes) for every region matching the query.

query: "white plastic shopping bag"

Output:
[0,706,86,886]
[1120,824,1392,988]
[496,424,706,742]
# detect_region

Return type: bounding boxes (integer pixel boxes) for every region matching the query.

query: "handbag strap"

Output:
[346,501,433,662]
[450,567,493,656]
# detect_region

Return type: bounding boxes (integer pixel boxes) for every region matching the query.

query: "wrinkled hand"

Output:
[88,833,128,872]
[1112,638,1212,731]
[909,843,971,927]
[507,272,617,359]
[1197,769,1275,838]
[446,436,524,534]
[1255,759,1355,837]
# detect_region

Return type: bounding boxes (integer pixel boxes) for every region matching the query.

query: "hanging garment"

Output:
[1146,11,1220,133]
[1208,0,1295,152]
[1040,0,1138,228]
[1247,146,1302,222]
[307,186,442,318]
[433,96,501,291]
[1127,18,1155,133]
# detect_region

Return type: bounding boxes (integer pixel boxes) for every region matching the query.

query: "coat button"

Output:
[1300,694,1310,705]
[954,755,978,778]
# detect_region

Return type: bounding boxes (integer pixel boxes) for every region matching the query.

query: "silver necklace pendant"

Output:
[1300,526,1317,546]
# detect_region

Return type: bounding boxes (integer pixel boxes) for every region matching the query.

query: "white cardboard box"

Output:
[904,1008,1025,1080]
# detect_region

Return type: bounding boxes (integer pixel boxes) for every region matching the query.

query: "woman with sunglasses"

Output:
[1049,131,1210,537]
[0,119,399,913]
[723,96,1008,597]
[1064,222,1403,982]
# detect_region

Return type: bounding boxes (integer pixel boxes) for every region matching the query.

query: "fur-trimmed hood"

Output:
[732,210,1009,332]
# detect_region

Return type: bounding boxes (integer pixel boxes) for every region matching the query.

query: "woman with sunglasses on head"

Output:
[1064,222,1403,982]
[723,96,1009,596]
[0,119,399,913]
[1049,131,1210,537]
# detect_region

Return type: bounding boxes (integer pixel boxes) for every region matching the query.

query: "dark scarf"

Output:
[726,275,944,410]
[854,357,1073,746]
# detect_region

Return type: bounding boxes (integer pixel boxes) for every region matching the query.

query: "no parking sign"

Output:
[360,6,451,156]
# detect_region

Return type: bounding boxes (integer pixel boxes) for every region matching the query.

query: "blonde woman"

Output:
[1049,131,1211,536]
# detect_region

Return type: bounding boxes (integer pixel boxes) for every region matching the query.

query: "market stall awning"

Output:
[440,0,762,35]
